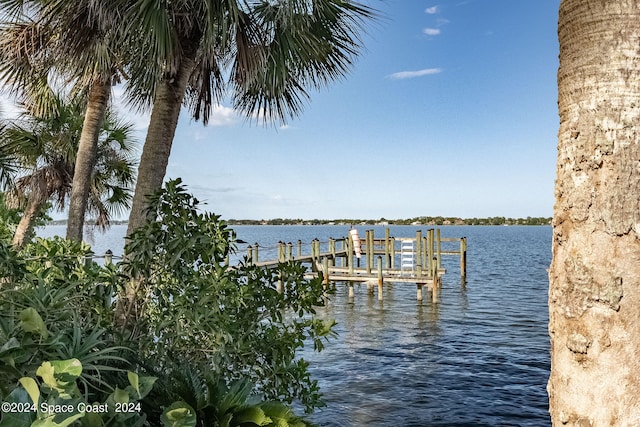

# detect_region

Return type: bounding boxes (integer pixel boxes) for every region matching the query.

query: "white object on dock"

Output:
[400,239,414,276]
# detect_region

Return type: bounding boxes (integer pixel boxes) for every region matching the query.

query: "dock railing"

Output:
[243,228,467,303]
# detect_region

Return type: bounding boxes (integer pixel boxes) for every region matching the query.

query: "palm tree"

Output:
[549,0,640,424]
[123,0,376,236]
[4,94,136,248]
[0,1,128,242]
[0,106,20,187]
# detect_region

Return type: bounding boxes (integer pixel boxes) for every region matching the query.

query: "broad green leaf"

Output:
[36,361,56,388]
[127,372,157,399]
[160,402,196,427]
[113,387,129,404]
[19,376,40,406]
[35,360,82,400]
[50,359,82,379]
[233,406,271,426]
[0,388,35,426]
[128,371,139,394]
[19,308,49,339]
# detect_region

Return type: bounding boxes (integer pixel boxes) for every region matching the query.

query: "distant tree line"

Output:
[226,216,552,226]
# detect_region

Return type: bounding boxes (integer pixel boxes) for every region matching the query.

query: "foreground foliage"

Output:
[0,180,332,426]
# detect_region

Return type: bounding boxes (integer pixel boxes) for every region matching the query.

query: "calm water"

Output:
[38,224,551,426]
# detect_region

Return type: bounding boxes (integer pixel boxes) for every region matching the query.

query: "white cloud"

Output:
[423,28,441,36]
[208,104,240,126]
[387,68,443,80]
[111,85,151,133]
[425,6,438,14]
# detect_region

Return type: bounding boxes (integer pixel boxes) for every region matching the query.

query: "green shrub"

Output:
[122,179,335,413]
[0,179,332,426]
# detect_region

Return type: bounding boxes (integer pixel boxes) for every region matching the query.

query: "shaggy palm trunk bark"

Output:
[118,46,197,330]
[12,198,42,249]
[125,56,196,237]
[549,1,640,425]
[66,80,111,242]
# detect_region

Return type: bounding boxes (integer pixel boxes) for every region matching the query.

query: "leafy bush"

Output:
[122,179,335,413]
[0,179,333,426]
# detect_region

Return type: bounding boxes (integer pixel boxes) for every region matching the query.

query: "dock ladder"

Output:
[400,239,414,276]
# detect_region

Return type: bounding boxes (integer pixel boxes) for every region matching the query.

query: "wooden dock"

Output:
[242,228,467,303]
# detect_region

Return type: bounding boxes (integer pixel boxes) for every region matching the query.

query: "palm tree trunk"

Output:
[12,197,42,249]
[66,79,111,242]
[125,55,196,238]
[117,48,197,331]
[549,1,640,425]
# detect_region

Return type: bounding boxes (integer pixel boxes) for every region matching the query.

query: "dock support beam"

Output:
[377,256,383,301]
[416,230,422,278]
[322,257,330,296]
[253,243,259,264]
[427,229,434,276]
[385,228,391,269]
[460,237,467,282]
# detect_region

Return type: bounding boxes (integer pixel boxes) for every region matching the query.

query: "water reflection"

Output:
[301,226,551,427]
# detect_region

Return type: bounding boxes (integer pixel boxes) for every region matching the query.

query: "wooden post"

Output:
[460,237,467,281]
[377,256,383,301]
[415,230,422,278]
[297,240,302,258]
[385,228,391,269]
[390,237,396,269]
[246,245,253,265]
[349,282,355,300]
[287,242,293,261]
[432,278,439,303]
[312,239,320,270]
[417,283,423,302]
[105,249,113,266]
[277,241,285,262]
[365,230,372,275]
[427,229,434,277]
[436,229,442,270]
[329,238,336,267]
[422,237,428,273]
[348,234,354,275]
[322,256,330,295]
[253,243,259,264]
[343,238,348,267]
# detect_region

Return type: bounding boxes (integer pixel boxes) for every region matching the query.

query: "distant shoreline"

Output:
[48,216,552,227]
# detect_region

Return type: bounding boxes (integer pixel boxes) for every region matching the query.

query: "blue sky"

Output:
[5,0,561,221]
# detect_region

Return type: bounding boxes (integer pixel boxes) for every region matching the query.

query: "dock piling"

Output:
[460,237,467,282]
[377,256,383,301]
[239,227,464,303]
[253,243,259,264]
